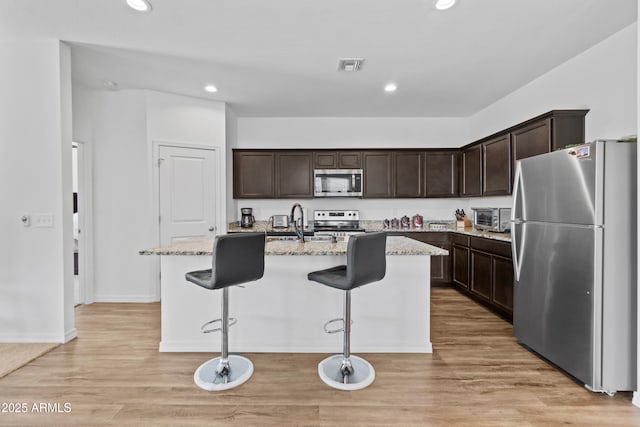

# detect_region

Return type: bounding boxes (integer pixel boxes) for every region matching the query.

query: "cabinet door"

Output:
[277,152,313,198]
[512,118,551,163]
[492,255,514,315]
[470,250,492,303]
[233,151,275,198]
[461,146,482,197]
[430,242,451,285]
[452,245,469,289]
[394,151,424,198]
[338,151,362,168]
[483,134,512,195]
[421,232,451,285]
[314,152,337,169]
[425,151,458,197]
[363,151,393,198]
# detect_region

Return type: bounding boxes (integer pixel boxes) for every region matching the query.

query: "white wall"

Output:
[90,90,152,302]
[225,106,239,222]
[145,91,226,144]
[237,117,469,149]
[469,23,637,142]
[74,89,226,302]
[0,40,74,342]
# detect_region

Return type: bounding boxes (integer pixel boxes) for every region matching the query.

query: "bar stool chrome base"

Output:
[194,355,254,391]
[317,354,375,391]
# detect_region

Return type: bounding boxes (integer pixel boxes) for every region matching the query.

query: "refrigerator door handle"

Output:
[511,222,524,282]
[511,161,523,223]
[511,162,523,281]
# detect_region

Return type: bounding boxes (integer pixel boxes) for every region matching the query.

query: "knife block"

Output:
[456,218,472,229]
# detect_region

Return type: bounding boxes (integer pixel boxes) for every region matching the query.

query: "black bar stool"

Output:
[185,232,265,391]
[307,231,387,390]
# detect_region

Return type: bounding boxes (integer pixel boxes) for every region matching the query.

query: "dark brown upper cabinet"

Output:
[363,151,393,198]
[313,151,362,169]
[512,118,551,164]
[313,151,337,169]
[276,152,313,198]
[482,134,512,196]
[338,151,362,168]
[461,145,482,197]
[510,111,587,182]
[424,151,459,197]
[394,151,424,198]
[233,151,276,198]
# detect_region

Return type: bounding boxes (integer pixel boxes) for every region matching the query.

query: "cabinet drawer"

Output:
[421,232,450,245]
[452,234,470,246]
[470,237,511,258]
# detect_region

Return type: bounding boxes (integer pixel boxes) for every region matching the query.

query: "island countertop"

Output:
[140,235,448,256]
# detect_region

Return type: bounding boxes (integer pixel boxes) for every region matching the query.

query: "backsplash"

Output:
[231,196,513,223]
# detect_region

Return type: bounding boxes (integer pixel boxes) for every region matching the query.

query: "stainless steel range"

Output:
[313,210,366,237]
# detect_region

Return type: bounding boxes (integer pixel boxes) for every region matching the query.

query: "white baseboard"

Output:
[159,341,433,354]
[0,333,65,343]
[633,391,640,408]
[93,294,159,303]
[64,328,77,343]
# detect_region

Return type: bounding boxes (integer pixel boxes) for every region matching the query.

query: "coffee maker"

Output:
[240,207,255,228]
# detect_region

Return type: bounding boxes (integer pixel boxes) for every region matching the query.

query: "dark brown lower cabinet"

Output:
[470,250,492,303]
[492,255,514,314]
[394,231,512,320]
[452,245,469,290]
[418,233,450,286]
[450,234,513,321]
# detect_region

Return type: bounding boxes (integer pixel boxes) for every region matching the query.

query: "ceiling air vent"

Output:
[337,58,365,72]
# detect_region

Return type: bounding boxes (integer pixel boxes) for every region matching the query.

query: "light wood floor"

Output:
[1,288,638,426]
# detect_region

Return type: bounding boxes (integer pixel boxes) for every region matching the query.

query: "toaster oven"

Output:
[471,207,512,233]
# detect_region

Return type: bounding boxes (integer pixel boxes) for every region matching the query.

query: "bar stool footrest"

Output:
[323,317,354,334]
[201,317,238,334]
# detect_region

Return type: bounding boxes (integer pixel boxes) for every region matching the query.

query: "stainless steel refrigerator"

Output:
[511,140,637,395]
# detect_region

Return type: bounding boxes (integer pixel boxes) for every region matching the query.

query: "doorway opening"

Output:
[72,143,81,305]
[72,141,94,305]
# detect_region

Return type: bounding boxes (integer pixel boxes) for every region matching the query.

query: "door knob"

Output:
[208,226,215,232]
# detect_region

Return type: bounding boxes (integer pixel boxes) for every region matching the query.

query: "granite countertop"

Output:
[228,220,511,243]
[140,236,448,256]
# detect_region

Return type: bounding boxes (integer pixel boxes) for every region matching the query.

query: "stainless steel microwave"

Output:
[314,169,363,197]
[471,207,512,233]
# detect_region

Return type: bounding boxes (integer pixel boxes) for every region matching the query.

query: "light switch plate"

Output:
[33,213,54,228]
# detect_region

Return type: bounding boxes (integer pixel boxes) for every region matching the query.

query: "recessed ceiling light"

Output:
[434,0,456,10]
[204,84,218,93]
[126,0,152,12]
[384,83,397,93]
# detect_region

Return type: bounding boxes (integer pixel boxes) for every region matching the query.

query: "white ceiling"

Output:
[0,0,636,117]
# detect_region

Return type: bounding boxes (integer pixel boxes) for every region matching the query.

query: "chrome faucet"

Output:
[290,203,305,242]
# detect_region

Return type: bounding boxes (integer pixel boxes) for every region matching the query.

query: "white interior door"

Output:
[159,145,217,245]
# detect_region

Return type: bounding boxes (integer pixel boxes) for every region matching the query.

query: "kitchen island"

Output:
[141,236,447,353]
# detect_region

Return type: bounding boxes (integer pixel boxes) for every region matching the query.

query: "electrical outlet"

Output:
[33,213,54,228]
